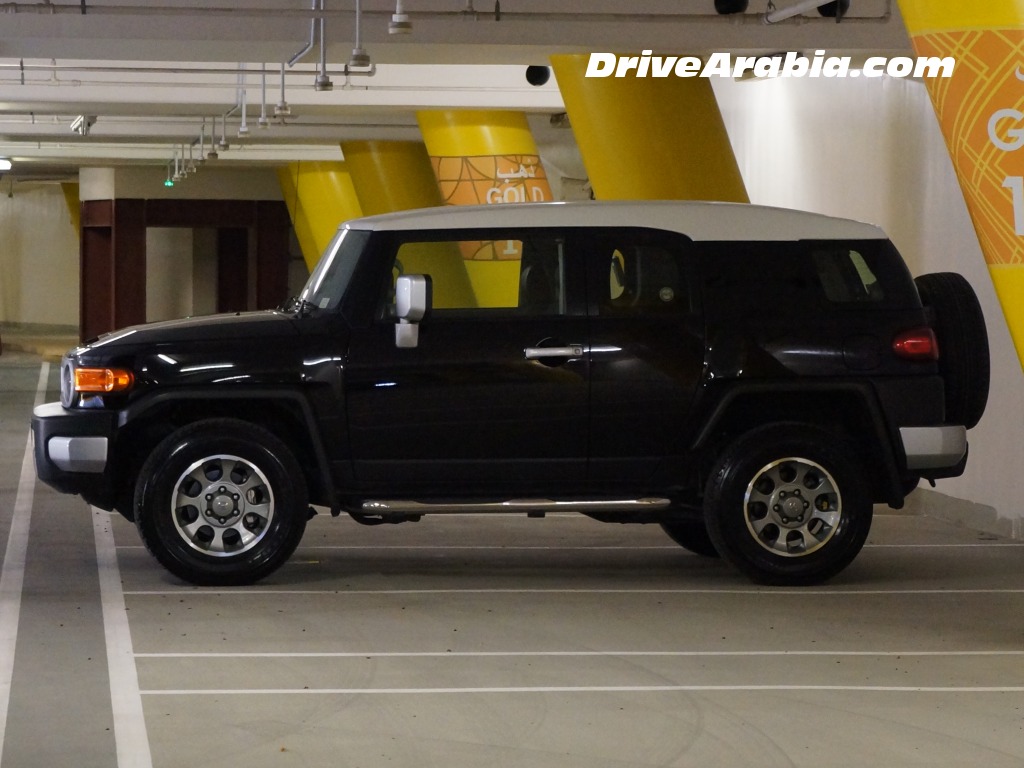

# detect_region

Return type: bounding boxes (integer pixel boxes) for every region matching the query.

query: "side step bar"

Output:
[360,498,672,516]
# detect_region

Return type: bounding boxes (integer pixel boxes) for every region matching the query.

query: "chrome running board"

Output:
[360,498,672,516]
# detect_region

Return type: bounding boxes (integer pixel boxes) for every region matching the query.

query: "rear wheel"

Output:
[704,423,872,585]
[134,419,308,586]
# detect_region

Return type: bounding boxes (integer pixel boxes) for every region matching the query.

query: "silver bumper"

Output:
[899,426,967,471]
[47,436,109,473]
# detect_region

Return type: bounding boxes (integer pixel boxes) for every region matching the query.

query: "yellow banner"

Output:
[899,1,1024,35]
[901,1,1024,364]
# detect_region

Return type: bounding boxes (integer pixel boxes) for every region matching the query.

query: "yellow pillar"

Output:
[61,182,80,234]
[898,0,1024,369]
[341,140,442,215]
[417,110,554,208]
[417,110,555,307]
[550,54,748,203]
[277,161,362,273]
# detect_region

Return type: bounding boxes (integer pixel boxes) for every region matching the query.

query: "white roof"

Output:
[342,201,886,242]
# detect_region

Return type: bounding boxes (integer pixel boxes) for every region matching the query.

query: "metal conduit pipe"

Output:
[764,0,841,24]
[286,0,318,68]
[0,1,892,23]
[315,0,332,91]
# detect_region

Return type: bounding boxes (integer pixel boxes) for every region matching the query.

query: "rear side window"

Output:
[700,239,914,313]
[813,248,884,303]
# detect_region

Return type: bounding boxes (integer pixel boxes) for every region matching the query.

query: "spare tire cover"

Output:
[914,272,990,429]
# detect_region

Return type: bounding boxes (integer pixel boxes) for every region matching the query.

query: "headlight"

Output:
[61,360,134,407]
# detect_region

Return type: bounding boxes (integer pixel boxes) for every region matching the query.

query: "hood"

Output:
[79,310,298,351]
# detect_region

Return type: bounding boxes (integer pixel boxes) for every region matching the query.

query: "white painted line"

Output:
[0,362,48,760]
[93,509,152,768]
[139,684,1024,695]
[122,588,1024,596]
[134,650,1024,659]
[300,545,679,550]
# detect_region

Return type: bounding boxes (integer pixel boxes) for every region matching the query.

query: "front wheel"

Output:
[704,423,872,586]
[134,419,308,586]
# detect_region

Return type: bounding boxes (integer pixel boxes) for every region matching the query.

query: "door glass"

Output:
[600,242,692,315]
[387,234,567,317]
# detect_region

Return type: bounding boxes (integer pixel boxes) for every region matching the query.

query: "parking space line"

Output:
[137,685,1024,695]
[122,588,1024,596]
[134,650,1024,659]
[0,362,48,760]
[93,510,152,768]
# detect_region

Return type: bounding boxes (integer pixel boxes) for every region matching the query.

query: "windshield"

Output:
[298,227,372,311]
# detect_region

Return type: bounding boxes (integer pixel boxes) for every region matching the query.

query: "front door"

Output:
[344,229,589,497]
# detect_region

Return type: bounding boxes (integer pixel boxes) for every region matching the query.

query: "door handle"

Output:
[524,344,585,360]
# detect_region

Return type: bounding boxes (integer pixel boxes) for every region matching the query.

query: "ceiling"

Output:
[0,0,909,184]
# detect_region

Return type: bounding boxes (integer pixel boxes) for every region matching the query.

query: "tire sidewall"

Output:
[135,420,307,586]
[704,424,872,585]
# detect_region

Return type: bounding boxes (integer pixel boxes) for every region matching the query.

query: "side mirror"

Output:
[395,274,431,348]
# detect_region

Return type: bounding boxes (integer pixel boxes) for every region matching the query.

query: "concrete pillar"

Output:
[550,54,748,203]
[341,140,443,215]
[277,161,362,272]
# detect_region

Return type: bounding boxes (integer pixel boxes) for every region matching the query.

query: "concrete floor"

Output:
[2,350,1023,767]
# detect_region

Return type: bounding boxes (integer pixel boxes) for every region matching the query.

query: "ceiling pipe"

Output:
[0,1,892,24]
[237,68,250,136]
[275,63,292,121]
[315,0,333,91]
[258,65,270,128]
[348,0,370,70]
[287,0,318,68]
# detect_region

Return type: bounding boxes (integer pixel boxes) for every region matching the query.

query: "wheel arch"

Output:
[113,388,338,520]
[691,382,905,506]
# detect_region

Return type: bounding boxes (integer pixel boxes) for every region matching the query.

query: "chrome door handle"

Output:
[524,344,585,360]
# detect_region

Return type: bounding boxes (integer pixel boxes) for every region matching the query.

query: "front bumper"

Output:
[31,401,118,506]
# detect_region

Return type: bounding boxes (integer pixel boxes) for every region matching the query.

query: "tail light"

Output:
[892,328,939,361]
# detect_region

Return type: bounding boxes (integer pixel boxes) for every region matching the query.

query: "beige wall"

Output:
[714,75,1024,527]
[0,185,79,326]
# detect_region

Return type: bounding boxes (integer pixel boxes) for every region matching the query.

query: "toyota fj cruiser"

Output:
[32,201,990,586]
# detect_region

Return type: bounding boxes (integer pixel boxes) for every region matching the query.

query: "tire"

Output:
[914,272,990,429]
[660,519,720,558]
[704,423,872,586]
[134,419,308,586]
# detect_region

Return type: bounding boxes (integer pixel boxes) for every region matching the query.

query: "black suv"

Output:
[32,201,990,586]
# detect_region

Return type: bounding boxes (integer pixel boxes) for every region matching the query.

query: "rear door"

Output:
[581,228,705,491]
[344,228,590,497]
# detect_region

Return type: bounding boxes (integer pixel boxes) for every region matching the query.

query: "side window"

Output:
[597,239,692,315]
[388,234,567,317]
[813,248,885,303]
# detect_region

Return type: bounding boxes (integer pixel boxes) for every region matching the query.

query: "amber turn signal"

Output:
[74,367,134,393]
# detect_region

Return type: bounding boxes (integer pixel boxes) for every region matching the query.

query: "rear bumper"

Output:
[899,425,967,473]
[31,401,118,506]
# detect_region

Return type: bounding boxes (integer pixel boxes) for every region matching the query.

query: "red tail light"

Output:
[892,328,939,361]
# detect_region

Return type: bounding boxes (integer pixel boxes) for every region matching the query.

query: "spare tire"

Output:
[914,272,990,429]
